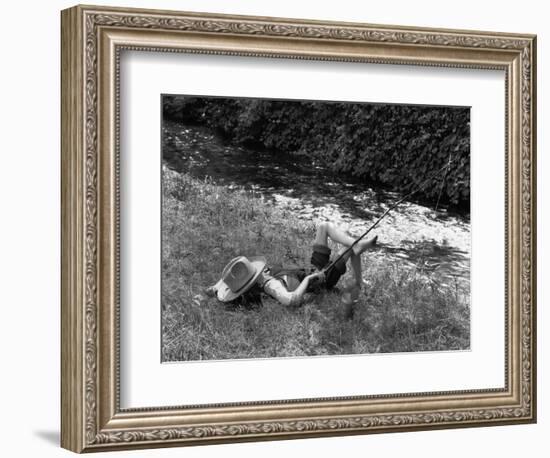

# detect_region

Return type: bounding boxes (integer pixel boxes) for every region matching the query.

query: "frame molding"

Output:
[61,4,536,453]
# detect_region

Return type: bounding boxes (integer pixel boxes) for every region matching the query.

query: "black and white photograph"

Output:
[161,95,471,362]
[1,0,540,454]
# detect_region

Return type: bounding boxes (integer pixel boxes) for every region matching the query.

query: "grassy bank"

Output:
[161,167,470,362]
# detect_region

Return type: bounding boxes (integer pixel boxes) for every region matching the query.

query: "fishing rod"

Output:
[435,153,453,211]
[321,157,456,274]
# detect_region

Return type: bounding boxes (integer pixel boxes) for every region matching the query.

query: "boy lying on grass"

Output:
[205,222,378,307]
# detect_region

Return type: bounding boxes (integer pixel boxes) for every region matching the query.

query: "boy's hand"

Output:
[204,285,217,297]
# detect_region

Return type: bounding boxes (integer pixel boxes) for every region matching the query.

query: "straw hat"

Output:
[213,256,266,302]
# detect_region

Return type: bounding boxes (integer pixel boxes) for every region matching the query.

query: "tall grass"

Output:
[161,167,470,362]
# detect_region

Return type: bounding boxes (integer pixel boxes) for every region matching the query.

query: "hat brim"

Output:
[216,256,266,302]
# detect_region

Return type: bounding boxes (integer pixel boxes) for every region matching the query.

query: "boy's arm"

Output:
[264,271,324,307]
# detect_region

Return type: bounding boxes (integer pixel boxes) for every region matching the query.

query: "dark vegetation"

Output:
[163,95,470,209]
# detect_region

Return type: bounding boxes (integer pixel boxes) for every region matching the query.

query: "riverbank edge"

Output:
[161,168,470,362]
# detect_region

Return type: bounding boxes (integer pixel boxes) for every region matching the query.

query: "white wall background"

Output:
[0,0,546,457]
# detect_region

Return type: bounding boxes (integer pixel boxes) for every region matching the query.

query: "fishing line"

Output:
[322,157,456,273]
[435,153,453,212]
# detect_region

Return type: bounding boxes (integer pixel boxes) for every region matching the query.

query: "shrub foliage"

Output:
[163,95,470,208]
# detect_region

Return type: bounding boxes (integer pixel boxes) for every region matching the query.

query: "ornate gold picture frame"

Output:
[61,4,536,453]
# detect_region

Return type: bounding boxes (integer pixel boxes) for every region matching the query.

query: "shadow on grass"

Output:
[161,169,470,363]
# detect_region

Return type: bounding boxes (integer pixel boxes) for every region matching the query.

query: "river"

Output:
[162,120,470,289]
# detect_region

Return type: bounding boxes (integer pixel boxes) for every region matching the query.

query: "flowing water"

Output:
[163,120,470,288]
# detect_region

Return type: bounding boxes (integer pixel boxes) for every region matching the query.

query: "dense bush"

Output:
[163,95,470,208]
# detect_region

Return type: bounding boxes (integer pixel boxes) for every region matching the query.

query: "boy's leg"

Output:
[314,222,355,247]
[320,222,376,288]
[312,222,376,287]
[350,252,363,287]
[330,247,361,286]
[315,222,376,255]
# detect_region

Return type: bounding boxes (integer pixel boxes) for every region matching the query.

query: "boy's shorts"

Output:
[310,243,347,289]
